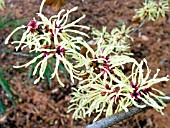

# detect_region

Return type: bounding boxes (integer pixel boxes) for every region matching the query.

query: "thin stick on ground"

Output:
[84,94,170,128]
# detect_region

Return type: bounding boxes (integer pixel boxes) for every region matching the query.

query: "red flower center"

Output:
[55,45,65,57]
[27,20,38,33]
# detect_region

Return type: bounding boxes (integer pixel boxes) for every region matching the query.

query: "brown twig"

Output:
[84,94,170,128]
[128,18,147,36]
[0,49,32,57]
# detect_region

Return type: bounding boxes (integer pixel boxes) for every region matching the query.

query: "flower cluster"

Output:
[92,25,133,55]
[68,1,170,120]
[5,0,90,86]
[68,59,169,122]
[134,0,170,21]
[5,0,170,123]
[0,0,4,10]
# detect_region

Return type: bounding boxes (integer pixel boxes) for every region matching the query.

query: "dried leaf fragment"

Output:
[45,0,66,12]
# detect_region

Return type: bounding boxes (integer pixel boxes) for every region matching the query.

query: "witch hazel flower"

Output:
[37,6,90,43]
[0,0,4,10]
[5,6,89,50]
[110,24,133,43]
[83,54,136,84]
[134,0,170,21]
[79,38,137,83]
[32,44,67,85]
[5,0,91,86]
[69,57,169,122]
[69,68,133,122]
[13,35,89,86]
[5,0,90,49]
[12,38,85,86]
[110,60,169,114]
[92,24,133,55]
[68,76,124,122]
[69,61,130,121]
[126,59,169,114]
[156,0,170,19]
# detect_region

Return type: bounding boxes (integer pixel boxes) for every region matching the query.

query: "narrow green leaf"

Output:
[0,75,15,105]
[44,62,53,88]
[0,100,6,114]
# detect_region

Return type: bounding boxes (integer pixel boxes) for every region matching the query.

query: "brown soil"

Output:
[0,0,170,128]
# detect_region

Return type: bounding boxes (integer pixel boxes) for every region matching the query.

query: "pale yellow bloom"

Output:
[68,59,169,122]
[5,0,90,86]
[0,0,4,10]
[92,25,133,55]
[134,0,170,21]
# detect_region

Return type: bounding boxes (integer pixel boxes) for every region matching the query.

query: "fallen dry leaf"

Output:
[141,35,149,41]
[132,16,142,24]
[45,0,66,12]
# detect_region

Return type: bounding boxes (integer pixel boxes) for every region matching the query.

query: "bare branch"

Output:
[84,94,170,128]
[0,49,32,57]
[129,18,147,36]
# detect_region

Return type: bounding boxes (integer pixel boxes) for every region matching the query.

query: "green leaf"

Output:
[0,75,15,105]
[26,63,36,86]
[44,62,53,88]
[0,100,6,114]
[0,16,24,29]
